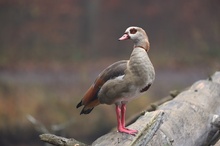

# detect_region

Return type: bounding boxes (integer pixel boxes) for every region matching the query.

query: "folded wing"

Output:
[76,60,128,114]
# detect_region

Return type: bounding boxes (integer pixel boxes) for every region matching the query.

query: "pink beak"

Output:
[118,34,130,41]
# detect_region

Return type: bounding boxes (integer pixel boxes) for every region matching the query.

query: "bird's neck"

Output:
[133,38,150,52]
[127,47,154,87]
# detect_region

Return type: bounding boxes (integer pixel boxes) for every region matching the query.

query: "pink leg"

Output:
[121,104,126,128]
[121,104,138,133]
[116,105,123,131]
[115,104,138,135]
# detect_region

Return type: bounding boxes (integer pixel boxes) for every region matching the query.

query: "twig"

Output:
[39,134,88,146]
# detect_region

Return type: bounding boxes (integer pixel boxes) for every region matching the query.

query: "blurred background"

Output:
[0,0,219,145]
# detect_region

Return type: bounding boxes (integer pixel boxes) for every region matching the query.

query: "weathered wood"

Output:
[92,111,164,146]
[92,71,220,146]
[39,134,88,146]
[40,71,220,146]
[149,79,220,146]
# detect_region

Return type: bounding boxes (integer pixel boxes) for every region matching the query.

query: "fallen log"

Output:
[40,71,220,146]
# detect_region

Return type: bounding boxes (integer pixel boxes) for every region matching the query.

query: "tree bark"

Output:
[40,71,220,146]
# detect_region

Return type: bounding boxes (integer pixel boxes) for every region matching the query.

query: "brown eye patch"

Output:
[130,28,137,34]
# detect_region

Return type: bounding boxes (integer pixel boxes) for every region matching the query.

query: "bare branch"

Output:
[39,134,88,146]
[27,115,49,133]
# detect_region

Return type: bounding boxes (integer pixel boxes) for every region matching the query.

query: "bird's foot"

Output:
[118,127,138,136]
[125,128,138,133]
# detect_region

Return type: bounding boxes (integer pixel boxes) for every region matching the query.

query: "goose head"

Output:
[119,26,150,51]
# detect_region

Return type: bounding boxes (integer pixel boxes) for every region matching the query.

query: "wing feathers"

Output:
[76,60,128,114]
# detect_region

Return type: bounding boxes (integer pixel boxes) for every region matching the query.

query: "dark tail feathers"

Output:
[76,101,83,108]
[76,100,94,115]
[80,107,94,115]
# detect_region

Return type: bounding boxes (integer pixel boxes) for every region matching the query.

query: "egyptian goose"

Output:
[77,26,155,135]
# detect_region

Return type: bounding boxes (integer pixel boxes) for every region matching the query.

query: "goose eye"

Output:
[130,28,137,34]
